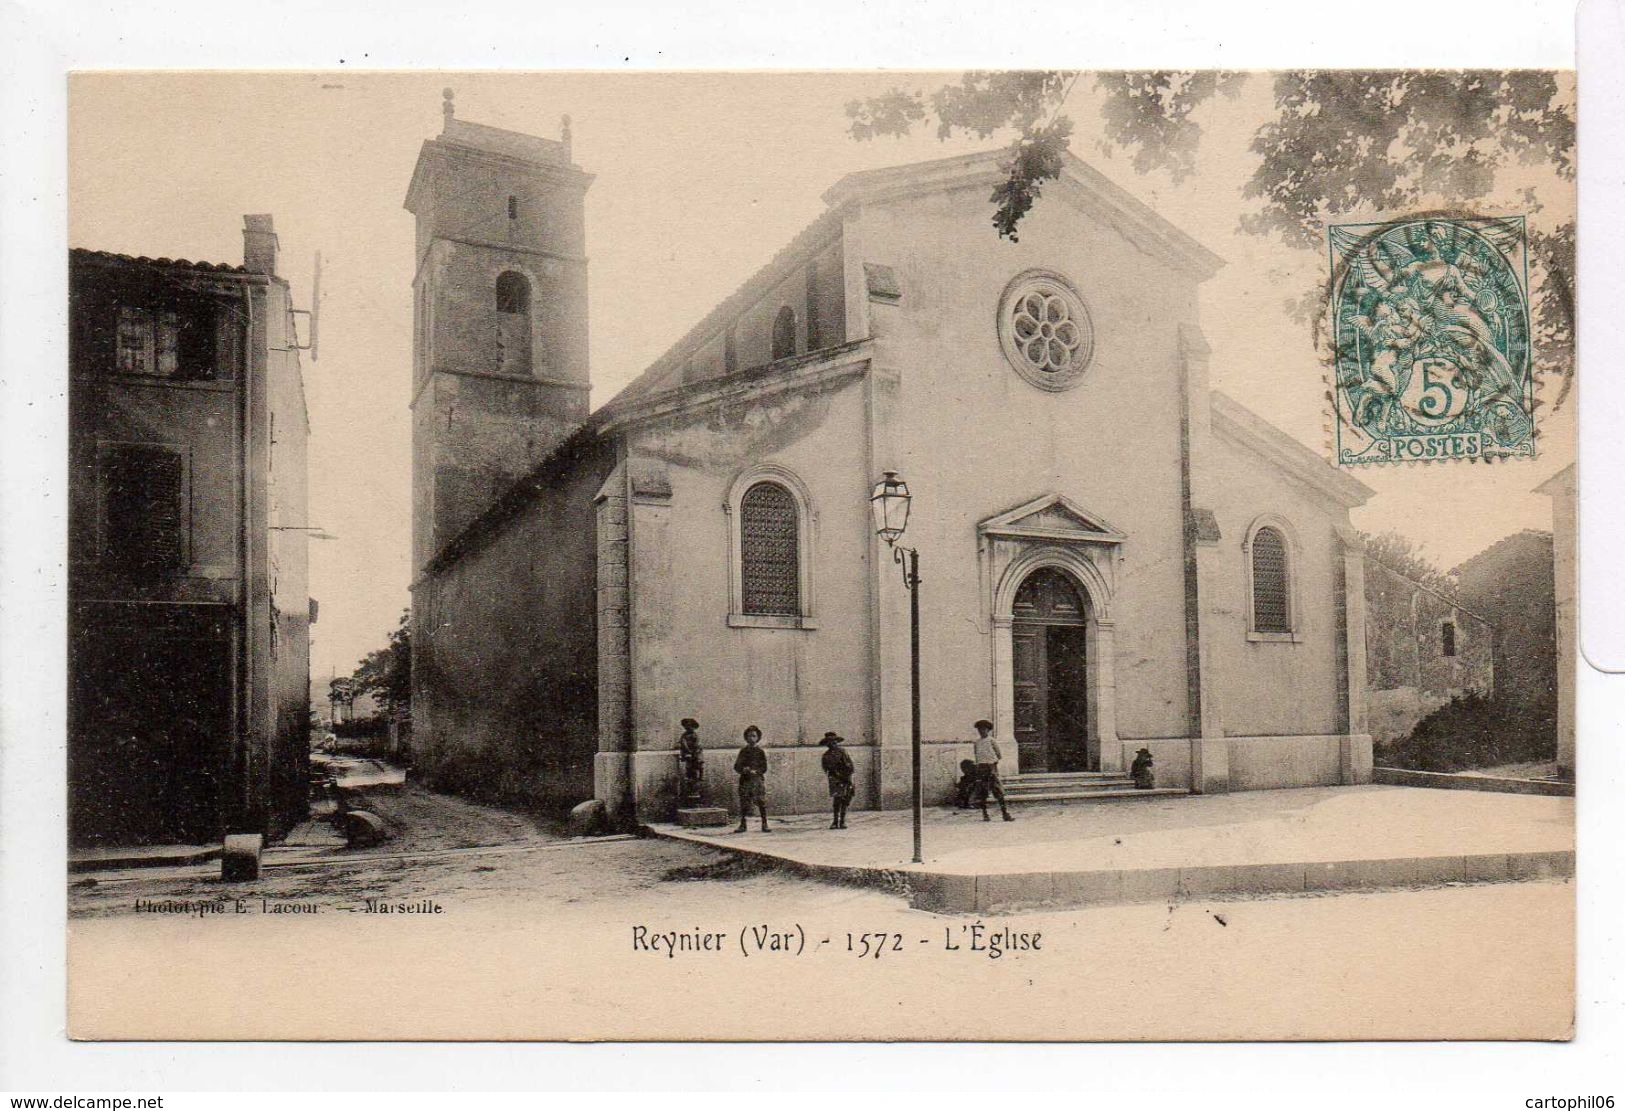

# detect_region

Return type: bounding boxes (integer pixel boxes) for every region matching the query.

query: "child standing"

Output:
[733,725,770,833]
[819,731,855,830]
[971,718,1015,822]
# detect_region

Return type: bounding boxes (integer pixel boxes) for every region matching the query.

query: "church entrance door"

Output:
[1011,567,1092,773]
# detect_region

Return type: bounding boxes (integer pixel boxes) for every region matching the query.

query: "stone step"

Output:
[1004,773,1136,793]
[1002,787,1188,803]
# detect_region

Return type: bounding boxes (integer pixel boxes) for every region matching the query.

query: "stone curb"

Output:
[646,825,1573,915]
[68,846,221,873]
[1373,767,1575,797]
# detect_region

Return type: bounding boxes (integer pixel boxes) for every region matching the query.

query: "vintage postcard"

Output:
[64,70,1575,1041]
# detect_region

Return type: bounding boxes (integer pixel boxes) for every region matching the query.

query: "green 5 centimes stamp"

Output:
[1329,215,1534,465]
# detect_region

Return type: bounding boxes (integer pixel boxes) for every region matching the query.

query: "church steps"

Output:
[1002,787,1188,803]
[1000,772,1185,804]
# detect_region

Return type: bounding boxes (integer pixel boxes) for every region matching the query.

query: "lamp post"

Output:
[870,471,922,864]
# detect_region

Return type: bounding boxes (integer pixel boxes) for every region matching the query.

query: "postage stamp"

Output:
[1329,215,1534,466]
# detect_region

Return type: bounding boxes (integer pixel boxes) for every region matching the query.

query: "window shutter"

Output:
[71,288,118,375]
[1251,527,1290,633]
[177,298,218,379]
[102,446,185,575]
[739,482,799,616]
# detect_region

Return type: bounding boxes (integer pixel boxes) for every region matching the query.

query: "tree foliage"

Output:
[1094,71,1244,183]
[846,69,1574,382]
[348,608,411,717]
[1361,529,1455,593]
[847,71,1078,240]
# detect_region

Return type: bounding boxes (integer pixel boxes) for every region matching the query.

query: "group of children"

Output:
[677,718,1016,833]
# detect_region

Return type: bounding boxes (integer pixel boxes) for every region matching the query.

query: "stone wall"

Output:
[411,435,617,811]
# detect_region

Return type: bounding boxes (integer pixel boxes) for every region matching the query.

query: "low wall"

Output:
[1368,686,1451,746]
[1374,766,1574,797]
[1227,734,1346,791]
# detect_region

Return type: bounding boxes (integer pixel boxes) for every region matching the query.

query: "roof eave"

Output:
[1210,391,1375,510]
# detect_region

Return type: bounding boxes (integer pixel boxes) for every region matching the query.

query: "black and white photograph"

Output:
[2,0,1621,1098]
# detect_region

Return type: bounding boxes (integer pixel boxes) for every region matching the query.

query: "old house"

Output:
[408,104,1378,820]
[1361,559,1495,746]
[68,218,313,846]
[1453,528,1560,730]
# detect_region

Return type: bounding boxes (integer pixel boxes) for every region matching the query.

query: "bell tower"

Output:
[405,89,593,575]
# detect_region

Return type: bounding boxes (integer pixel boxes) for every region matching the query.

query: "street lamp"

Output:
[870,471,923,865]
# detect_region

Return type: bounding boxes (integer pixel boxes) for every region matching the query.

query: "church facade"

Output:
[408,103,1377,820]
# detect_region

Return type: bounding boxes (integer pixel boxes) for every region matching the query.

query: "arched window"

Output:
[494,271,532,373]
[771,305,797,361]
[726,466,815,628]
[1441,621,1457,658]
[739,482,799,615]
[1249,525,1292,635]
[495,271,530,315]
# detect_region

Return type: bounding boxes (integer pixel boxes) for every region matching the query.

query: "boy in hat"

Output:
[971,719,1015,822]
[676,718,704,807]
[819,732,856,829]
[733,725,770,833]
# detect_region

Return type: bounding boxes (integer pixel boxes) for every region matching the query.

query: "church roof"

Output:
[1210,391,1375,510]
[821,148,1225,278]
[599,146,1225,414]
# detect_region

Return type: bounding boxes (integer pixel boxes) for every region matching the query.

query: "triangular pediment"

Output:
[979,494,1127,544]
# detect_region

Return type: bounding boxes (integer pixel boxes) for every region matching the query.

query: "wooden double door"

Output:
[1012,568,1092,773]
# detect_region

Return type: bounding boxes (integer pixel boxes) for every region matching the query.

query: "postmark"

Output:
[1328,215,1534,466]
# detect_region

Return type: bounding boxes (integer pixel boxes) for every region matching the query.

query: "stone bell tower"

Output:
[405,89,593,575]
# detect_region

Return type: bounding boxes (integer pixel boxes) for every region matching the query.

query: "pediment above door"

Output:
[978,493,1127,545]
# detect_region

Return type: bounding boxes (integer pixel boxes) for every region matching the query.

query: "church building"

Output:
[407,98,1377,820]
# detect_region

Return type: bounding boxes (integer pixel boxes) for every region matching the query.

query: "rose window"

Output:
[998,272,1094,391]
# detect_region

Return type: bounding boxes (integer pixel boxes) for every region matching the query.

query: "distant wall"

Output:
[1363,561,1493,744]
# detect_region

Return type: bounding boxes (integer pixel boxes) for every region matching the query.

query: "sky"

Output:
[68,71,1576,681]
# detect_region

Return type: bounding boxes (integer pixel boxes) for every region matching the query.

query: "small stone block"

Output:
[1411,855,1466,886]
[908,872,976,913]
[341,809,389,849]
[1462,854,1511,883]
[1306,860,1371,891]
[221,833,263,883]
[1178,865,1238,898]
[1230,862,1307,896]
[977,872,1053,912]
[1507,851,1574,881]
[1050,871,1122,907]
[676,806,731,828]
[1119,867,1181,904]
[567,798,608,837]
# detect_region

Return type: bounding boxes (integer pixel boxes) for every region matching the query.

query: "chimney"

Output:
[242,214,279,276]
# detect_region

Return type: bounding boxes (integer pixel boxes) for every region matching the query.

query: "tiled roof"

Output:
[70,248,253,275]
[1452,528,1554,578]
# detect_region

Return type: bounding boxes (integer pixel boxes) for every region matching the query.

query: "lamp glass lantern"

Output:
[870,471,911,545]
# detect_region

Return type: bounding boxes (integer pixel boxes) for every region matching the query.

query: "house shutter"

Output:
[739,482,799,615]
[102,445,185,575]
[1251,526,1290,633]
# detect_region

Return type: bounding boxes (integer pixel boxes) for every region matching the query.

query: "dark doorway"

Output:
[69,605,232,846]
[1012,567,1091,773]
